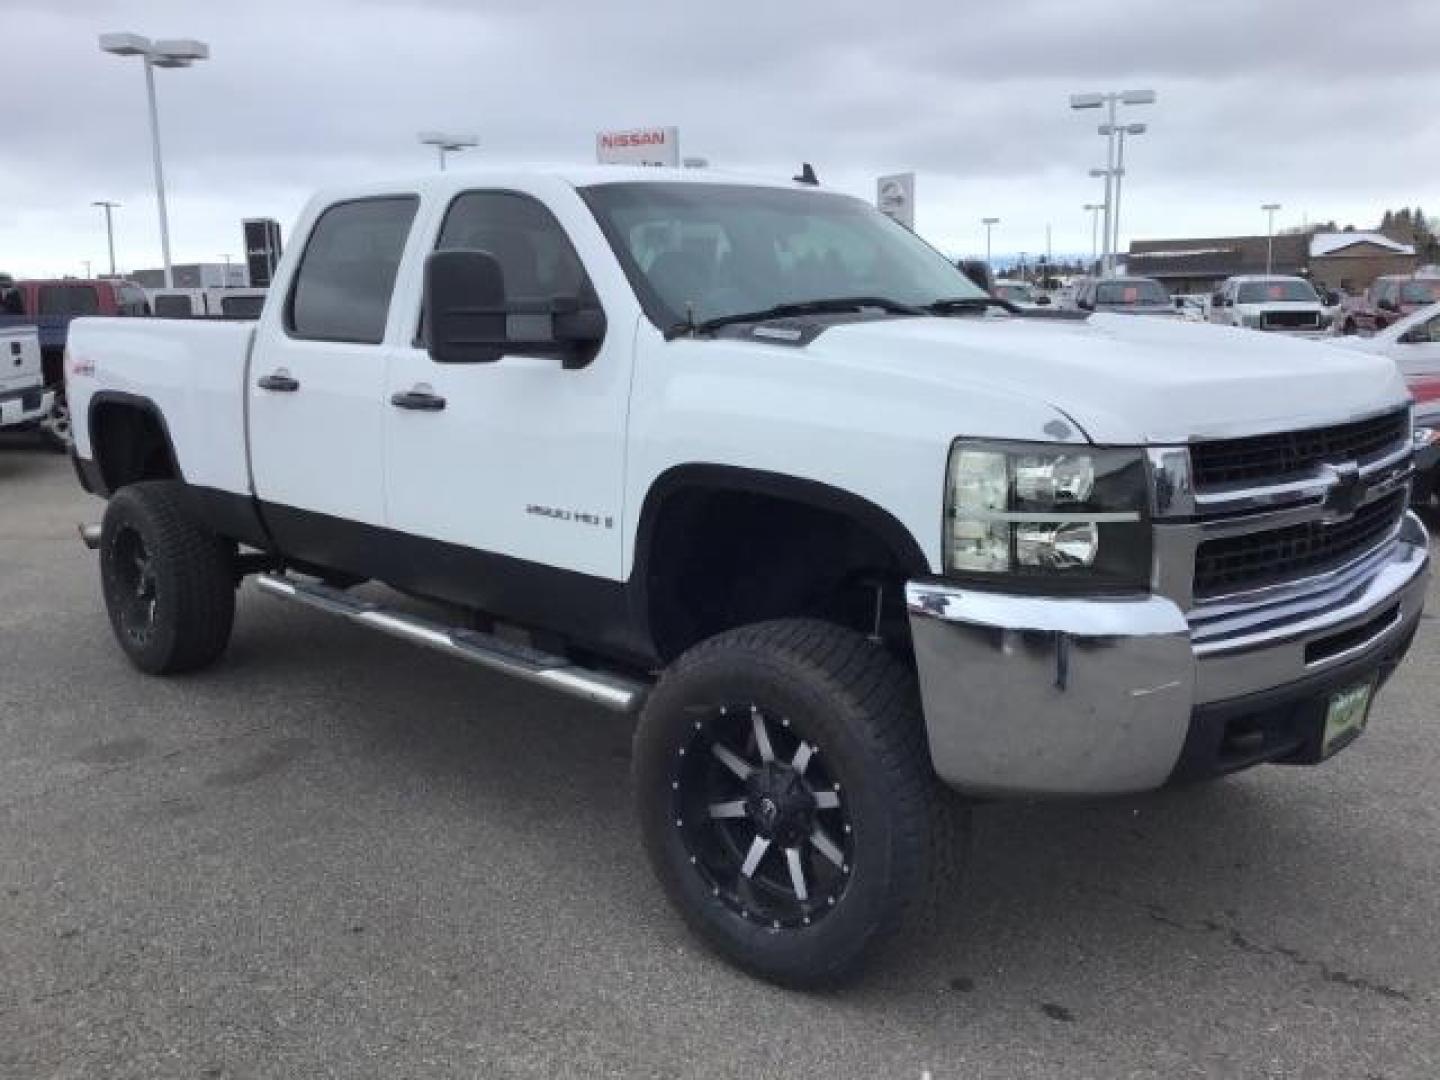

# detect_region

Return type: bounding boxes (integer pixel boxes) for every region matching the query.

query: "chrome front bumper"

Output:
[905,512,1431,798]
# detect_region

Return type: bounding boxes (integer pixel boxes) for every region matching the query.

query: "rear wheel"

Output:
[633,619,967,987]
[100,481,236,675]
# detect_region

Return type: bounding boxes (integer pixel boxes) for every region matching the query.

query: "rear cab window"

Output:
[38,284,100,316]
[286,196,420,343]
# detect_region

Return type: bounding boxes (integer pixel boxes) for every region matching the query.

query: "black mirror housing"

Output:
[1035,295,1052,306]
[425,249,508,363]
[424,249,607,368]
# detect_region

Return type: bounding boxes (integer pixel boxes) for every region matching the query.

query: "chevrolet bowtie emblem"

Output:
[1320,461,1364,520]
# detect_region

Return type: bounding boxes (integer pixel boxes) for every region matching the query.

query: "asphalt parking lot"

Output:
[2,436,1438,1080]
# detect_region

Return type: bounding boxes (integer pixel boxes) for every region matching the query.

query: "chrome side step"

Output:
[78,523,102,550]
[253,572,648,713]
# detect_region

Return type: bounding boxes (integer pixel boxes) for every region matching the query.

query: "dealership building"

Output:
[1126,231,1416,295]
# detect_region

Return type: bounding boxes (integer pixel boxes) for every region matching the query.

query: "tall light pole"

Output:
[1084,203,1104,273]
[219,253,233,284]
[83,260,93,279]
[99,34,209,289]
[1101,122,1147,269]
[1262,203,1282,274]
[92,200,120,277]
[419,131,478,171]
[1070,89,1156,275]
[982,217,1000,267]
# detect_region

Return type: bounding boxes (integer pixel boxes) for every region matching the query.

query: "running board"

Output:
[253,572,648,713]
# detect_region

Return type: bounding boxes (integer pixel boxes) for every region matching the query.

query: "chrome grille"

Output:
[1189,408,1410,487]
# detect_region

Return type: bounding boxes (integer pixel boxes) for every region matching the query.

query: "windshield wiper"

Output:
[665,296,923,339]
[923,296,1020,316]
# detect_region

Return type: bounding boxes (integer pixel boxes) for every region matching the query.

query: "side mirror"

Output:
[424,249,606,367]
[1222,297,1235,307]
[1035,294,1052,306]
[425,249,509,364]
[1077,298,1094,311]
[1210,292,1223,307]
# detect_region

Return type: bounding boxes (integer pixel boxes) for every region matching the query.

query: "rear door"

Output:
[248,194,420,567]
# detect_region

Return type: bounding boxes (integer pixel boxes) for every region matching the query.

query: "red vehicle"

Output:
[1339,275,1440,335]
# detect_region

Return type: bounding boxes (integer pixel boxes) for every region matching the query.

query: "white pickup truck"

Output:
[66,167,1430,986]
[1,325,53,432]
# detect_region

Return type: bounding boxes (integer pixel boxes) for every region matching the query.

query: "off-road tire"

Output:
[633,618,968,987]
[99,481,235,675]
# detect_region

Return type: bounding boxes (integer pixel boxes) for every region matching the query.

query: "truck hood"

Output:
[798,312,1409,445]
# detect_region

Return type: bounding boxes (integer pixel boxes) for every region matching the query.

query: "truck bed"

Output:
[67,317,257,498]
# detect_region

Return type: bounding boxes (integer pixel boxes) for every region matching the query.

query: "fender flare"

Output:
[627,464,932,655]
[87,390,184,497]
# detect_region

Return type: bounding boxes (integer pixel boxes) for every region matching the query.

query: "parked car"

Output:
[1331,301,1440,505]
[1339,275,1440,335]
[1073,275,1179,317]
[0,324,53,434]
[1210,275,1328,335]
[0,277,150,447]
[991,278,1050,308]
[66,166,1429,987]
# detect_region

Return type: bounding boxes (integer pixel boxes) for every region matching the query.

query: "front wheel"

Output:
[633,619,967,987]
[100,481,236,675]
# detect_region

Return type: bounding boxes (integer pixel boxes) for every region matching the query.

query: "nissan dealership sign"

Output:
[596,126,680,167]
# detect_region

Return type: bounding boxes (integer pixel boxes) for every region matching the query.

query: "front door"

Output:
[381,187,632,618]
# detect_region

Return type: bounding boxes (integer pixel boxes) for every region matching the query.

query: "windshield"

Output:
[1095,279,1168,306]
[1400,281,1440,304]
[579,182,986,328]
[1237,280,1317,303]
[993,283,1034,303]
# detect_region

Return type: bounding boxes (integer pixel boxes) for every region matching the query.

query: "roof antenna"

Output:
[793,163,819,186]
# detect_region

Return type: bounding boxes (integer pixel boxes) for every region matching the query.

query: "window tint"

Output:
[1236,280,1317,303]
[153,294,195,318]
[1096,279,1167,305]
[435,191,591,301]
[288,196,418,343]
[221,294,265,319]
[38,285,100,316]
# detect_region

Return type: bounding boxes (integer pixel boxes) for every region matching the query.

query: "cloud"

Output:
[2,0,1436,275]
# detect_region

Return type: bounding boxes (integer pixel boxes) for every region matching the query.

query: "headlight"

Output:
[1416,427,1438,447]
[945,442,1151,592]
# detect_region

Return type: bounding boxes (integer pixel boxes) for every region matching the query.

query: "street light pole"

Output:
[982,217,999,267]
[419,131,478,171]
[1104,123,1147,269]
[99,34,209,290]
[1262,203,1282,274]
[92,200,120,277]
[142,56,174,287]
[1070,89,1156,276]
[1084,203,1104,273]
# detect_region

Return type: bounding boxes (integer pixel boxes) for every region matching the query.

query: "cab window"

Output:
[287,196,419,344]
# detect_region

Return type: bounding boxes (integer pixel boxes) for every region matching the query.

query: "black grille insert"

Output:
[1190,410,1408,487]
[1193,490,1406,599]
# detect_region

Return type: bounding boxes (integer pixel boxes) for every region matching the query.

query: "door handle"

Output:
[390,387,447,412]
[257,370,300,392]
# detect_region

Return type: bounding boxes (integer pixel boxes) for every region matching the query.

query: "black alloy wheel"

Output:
[673,702,853,930]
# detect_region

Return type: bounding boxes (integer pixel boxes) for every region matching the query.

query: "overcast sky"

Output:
[3,0,1437,278]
